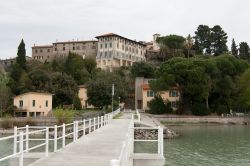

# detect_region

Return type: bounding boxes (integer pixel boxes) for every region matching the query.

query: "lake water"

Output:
[165,125,250,166]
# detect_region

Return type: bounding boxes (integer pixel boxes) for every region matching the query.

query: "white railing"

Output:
[110,110,164,166]
[0,108,121,166]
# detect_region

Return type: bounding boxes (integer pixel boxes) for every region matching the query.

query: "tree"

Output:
[50,72,78,107]
[239,42,250,61]
[131,61,155,78]
[0,72,12,116]
[87,72,128,108]
[194,25,211,54]
[184,34,194,58]
[210,25,228,56]
[73,96,82,110]
[83,57,97,79]
[231,39,238,57]
[238,68,250,107]
[157,34,185,58]
[16,39,26,69]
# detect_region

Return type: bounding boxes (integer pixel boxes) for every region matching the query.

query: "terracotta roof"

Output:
[141,84,150,90]
[14,92,53,98]
[53,40,98,44]
[95,33,146,46]
[32,45,53,48]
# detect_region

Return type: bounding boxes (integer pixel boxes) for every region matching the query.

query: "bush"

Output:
[191,103,210,116]
[0,115,36,129]
[73,96,82,110]
[53,108,74,124]
[147,95,168,114]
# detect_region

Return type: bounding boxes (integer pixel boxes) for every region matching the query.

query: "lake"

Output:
[165,125,250,166]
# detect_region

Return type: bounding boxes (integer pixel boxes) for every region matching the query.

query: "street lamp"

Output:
[112,84,114,115]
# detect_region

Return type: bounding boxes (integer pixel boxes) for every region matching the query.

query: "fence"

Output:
[110,110,164,166]
[0,108,121,166]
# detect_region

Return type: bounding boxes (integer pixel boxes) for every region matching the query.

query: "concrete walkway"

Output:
[29,119,130,166]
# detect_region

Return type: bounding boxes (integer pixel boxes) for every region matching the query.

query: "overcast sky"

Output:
[0,0,249,59]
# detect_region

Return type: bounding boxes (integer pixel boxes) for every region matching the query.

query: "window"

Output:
[110,43,112,48]
[46,100,48,107]
[105,43,107,48]
[32,100,36,107]
[47,49,50,53]
[171,101,177,108]
[19,100,23,107]
[63,47,65,51]
[40,49,43,53]
[100,44,103,49]
[73,47,75,50]
[35,50,38,53]
[169,90,178,97]
[147,90,155,97]
[76,46,80,50]
[54,48,57,51]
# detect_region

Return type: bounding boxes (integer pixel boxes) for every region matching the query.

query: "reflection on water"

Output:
[165,125,250,166]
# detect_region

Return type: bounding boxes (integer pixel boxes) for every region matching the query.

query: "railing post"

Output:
[54,125,57,152]
[158,126,161,155]
[89,119,91,133]
[160,127,164,156]
[19,131,24,166]
[101,116,103,127]
[73,121,76,142]
[75,121,79,140]
[25,125,29,152]
[45,127,49,157]
[110,159,119,166]
[62,123,65,148]
[97,116,100,129]
[93,118,96,131]
[13,126,17,154]
[83,119,86,136]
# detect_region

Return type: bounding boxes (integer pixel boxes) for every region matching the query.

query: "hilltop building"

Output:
[95,33,146,71]
[0,56,32,69]
[32,40,98,63]
[145,34,161,61]
[13,92,53,117]
[135,77,180,111]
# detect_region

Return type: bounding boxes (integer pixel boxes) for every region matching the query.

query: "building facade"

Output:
[78,85,94,109]
[13,92,53,117]
[0,56,33,69]
[135,77,180,111]
[32,40,98,63]
[95,33,146,71]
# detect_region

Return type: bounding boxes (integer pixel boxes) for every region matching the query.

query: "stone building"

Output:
[0,56,33,69]
[95,33,146,71]
[32,40,98,63]
[13,92,53,117]
[145,34,161,61]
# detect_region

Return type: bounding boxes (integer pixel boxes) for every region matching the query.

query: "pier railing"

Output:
[110,110,164,166]
[0,108,121,166]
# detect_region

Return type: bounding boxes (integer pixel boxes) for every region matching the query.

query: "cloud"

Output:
[0,0,250,59]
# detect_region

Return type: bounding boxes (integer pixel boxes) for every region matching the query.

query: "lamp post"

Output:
[112,84,114,115]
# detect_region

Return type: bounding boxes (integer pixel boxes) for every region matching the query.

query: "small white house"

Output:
[14,92,53,117]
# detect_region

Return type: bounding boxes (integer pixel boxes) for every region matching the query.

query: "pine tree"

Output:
[231,39,238,57]
[16,39,26,69]
[210,25,228,56]
[239,42,250,61]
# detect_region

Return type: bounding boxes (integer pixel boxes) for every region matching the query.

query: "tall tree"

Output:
[194,25,211,54]
[210,25,228,56]
[0,72,12,116]
[16,39,26,69]
[131,61,155,78]
[231,38,238,57]
[239,42,250,61]
[184,34,194,58]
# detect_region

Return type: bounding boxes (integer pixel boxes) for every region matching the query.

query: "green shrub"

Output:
[191,103,210,116]
[147,95,168,114]
[73,96,82,110]
[53,108,74,124]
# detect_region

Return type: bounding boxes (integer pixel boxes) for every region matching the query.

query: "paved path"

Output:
[29,119,130,166]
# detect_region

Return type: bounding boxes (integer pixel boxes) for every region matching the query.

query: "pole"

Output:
[112,84,114,115]
[19,132,24,166]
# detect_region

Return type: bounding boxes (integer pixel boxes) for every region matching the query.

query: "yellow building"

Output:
[135,77,180,111]
[13,92,53,117]
[78,85,94,109]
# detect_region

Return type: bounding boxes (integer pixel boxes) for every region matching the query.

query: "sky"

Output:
[0,0,250,59]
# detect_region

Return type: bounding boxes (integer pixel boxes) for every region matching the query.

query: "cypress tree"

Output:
[239,42,250,61]
[16,39,26,69]
[231,39,238,57]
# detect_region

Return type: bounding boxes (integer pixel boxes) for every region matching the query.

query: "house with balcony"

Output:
[13,92,53,117]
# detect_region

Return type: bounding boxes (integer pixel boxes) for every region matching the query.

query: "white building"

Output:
[95,33,146,71]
